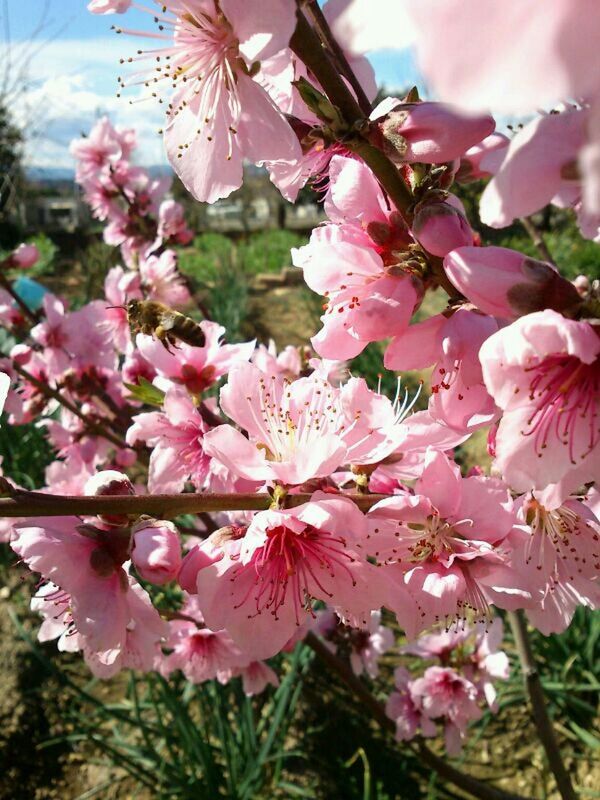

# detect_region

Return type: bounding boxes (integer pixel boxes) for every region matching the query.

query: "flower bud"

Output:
[376,101,495,164]
[84,469,135,527]
[131,519,182,585]
[456,133,509,182]
[10,244,40,269]
[444,246,583,319]
[412,202,473,257]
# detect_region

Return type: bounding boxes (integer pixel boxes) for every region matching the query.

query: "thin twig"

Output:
[305,633,531,800]
[508,611,577,800]
[12,362,127,450]
[519,217,554,264]
[0,269,40,324]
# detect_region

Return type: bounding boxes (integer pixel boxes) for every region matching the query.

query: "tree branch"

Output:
[12,362,128,450]
[519,217,554,264]
[300,0,372,114]
[305,632,531,800]
[289,10,459,297]
[0,489,390,518]
[508,611,577,800]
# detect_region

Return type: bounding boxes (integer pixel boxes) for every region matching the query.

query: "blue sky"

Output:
[1,0,419,168]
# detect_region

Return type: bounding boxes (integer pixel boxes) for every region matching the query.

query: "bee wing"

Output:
[158,311,179,332]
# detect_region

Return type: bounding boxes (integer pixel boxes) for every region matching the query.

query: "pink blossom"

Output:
[410,666,481,755]
[406,1,600,213]
[157,199,193,246]
[444,246,581,320]
[349,610,395,679]
[513,494,600,634]
[136,322,254,396]
[373,100,495,165]
[34,578,165,678]
[407,0,600,114]
[196,493,386,660]
[0,288,25,329]
[131,519,182,585]
[139,250,191,308]
[479,310,600,498]
[102,266,142,353]
[88,0,131,13]
[161,595,245,684]
[411,201,474,257]
[204,364,417,487]
[9,243,40,269]
[84,469,135,527]
[385,666,437,742]
[234,661,280,696]
[292,156,421,359]
[31,297,116,378]
[368,450,529,638]
[457,133,510,182]
[70,117,126,182]
[126,387,211,493]
[466,618,510,710]
[386,309,499,434]
[479,109,588,230]
[113,0,301,203]
[11,516,158,662]
[251,340,304,380]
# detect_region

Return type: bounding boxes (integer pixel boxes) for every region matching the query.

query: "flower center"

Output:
[231,524,355,622]
[523,354,600,464]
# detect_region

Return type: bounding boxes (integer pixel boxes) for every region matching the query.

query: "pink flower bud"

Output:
[131,519,182,585]
[444,246,583,319]
[84,469,135,527]
[377,101,495,164]
[412,202,474,257]
[10,244,40,269]
[457,133,509,182]
[87,0,131,13]
[573,275,590,296]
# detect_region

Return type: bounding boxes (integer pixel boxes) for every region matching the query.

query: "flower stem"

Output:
[508,611,577,800]
[305,632,531,800]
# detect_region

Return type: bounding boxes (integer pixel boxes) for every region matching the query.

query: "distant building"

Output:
[25,196,90,233]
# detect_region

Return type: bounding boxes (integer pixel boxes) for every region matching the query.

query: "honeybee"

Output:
[125,299,206,352]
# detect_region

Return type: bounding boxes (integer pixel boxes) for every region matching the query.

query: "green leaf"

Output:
[569,721,600,750]
[124,377,165,407]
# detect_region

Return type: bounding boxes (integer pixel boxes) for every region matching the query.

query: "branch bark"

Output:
[508,611,577,800]
[12,362,128,450]
[305,632,531,800]
[289,9,459,297]
[0,489,390,518]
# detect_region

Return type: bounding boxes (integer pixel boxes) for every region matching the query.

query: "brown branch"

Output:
[289,10,459,297]
[0,490,390,519]
[508,611,577,800]
[0,268,40,324]
[301,0,372,114]
[12,362,128,450]
[519,217,554,264]
[305,633,531,800]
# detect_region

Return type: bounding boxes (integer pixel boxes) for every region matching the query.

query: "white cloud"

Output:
[2,37,169,168]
